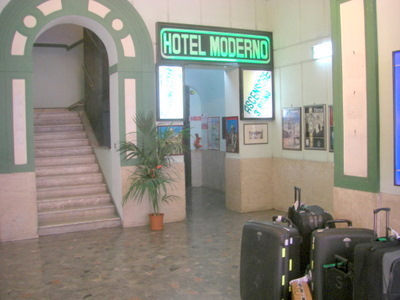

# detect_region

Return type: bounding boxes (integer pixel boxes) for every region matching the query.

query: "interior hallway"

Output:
[0,187,283,300]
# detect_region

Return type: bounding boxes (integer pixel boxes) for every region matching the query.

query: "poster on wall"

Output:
[304,105,326,150]
[157,65,184,120]
[207,117,220,150]
[240,69,274,120]
[282,107,301,150]
[225,116,239,153]
[157,125,184,155]
[394,50,400,185]
[329,105,334,152]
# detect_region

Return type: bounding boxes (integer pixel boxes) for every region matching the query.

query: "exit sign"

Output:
[157,23,273,66]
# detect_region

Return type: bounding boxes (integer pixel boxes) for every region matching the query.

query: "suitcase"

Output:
[323,255,353,300]
[353,208,400,300]
[240,216,302,300]
[288,186,334,273]
[310,219,374,300]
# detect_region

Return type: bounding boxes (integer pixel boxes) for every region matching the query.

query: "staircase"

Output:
[34,108,121,236]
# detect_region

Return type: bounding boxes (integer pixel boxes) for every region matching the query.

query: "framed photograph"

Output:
[207,117,220,150]
[282,107,302,150]
[244,123,268,145]
[225,116,239,153]
[157,125,183,155]
[304,105,326,150]
[329,105,334,152]
[240,69,274,120]
[157,65,184,120]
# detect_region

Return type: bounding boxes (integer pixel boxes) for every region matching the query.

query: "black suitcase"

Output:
[323,255,354,300]
[240,216,302,300]
[353,208,400,300]
[288,186,334,273]
[310,219,374,300]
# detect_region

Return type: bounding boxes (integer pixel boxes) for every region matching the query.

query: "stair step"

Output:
[34,110,79,119]
[34,117,82,126]
[35,146,93,157]
[34,124,84,133]
[37,193,112,210]
[37,183,108,199]
[35,131,87,141]
[38,215,121,236]
[36,173,103,188]
[36,164,100,176]
[35,155,96,167]
[35,139,89,149]
[38,204,117,222]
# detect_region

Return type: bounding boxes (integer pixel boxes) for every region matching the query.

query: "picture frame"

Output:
[240,69,274,120]
[282,107,302,150]
[304,105,326,150]
[329,105,334,152]
[207,117,220,150]
[243,123,268,145]
[225,116,239,153]
[157,125,183,155]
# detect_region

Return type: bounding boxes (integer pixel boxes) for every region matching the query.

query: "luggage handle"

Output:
[294,186,301,211]
[273,215,294,227]
[373,207,390,238]
[325,219,352,228]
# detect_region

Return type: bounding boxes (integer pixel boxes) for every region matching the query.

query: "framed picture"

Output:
[282,107,302,150]
[157,125,183,155]
[243,123,268,145]
[225,116,239,153]
[329,105,334,152]
[240,69,274,120]
[304,105,326,150]
[207,117,220,150]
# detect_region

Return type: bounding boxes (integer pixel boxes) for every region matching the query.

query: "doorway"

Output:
[183,65,239,193]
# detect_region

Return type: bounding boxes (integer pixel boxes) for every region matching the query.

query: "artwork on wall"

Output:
[282,107,302,150]
[207,117,220,150]
[329,105,334,152]
[157,125,183,155]
[240,69,274,120]
[224,116,239,153]
[304,105,326,150]
[243,123,268,145]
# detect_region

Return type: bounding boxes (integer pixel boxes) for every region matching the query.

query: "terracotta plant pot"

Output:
[149,213,164,230]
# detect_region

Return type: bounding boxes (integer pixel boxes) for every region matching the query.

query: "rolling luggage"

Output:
[288,186,334,273]
[310,219,374,300]
[323,255,353,300]
[353,208,400,300]
[240,216,302,300]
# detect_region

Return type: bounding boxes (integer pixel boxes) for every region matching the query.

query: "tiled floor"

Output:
[0,187,283,300]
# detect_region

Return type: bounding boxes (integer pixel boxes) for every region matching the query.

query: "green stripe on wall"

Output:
[331,0,380,192]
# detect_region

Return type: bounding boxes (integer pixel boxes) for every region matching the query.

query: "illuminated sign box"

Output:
[240,69,274,120]
[158,23,273,66]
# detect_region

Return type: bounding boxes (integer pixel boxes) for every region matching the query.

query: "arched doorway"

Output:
[0,0,155,241]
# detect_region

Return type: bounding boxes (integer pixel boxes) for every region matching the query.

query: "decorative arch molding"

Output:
[0,0,155,173]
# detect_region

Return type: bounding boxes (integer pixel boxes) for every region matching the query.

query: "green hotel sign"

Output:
[158,23,273,65]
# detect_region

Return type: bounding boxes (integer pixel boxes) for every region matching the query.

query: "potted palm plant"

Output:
[118,112,189,230]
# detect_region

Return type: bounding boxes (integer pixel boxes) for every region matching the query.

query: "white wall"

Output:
[32,25,84,108]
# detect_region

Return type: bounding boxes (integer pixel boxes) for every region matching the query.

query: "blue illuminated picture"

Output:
[394,51,400,185]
